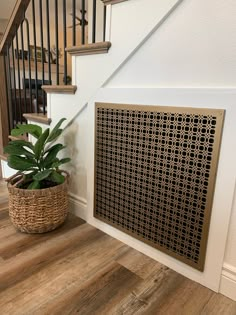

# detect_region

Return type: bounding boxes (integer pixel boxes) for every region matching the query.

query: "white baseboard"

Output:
[220,263,236,301]
[69,192,87,221]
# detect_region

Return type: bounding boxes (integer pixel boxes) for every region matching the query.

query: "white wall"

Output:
[102,0,236,284]
[82,88,236,294]
[67,0,236,296]
[106,0,236,88]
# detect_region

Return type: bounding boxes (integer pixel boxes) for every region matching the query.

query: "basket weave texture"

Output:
[8,178,69,233]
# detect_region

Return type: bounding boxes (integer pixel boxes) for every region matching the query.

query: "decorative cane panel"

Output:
[94,103,224,270]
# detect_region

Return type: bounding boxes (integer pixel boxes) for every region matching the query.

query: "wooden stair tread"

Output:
[8,134,28,141]
[23,113,51,125]
[66,41,112,56]
[102,0,128,4]
[42,85,77,94]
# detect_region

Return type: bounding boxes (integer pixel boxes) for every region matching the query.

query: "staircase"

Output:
[0,0,109,138]
[0,0,182,157]
[0,0,185,231]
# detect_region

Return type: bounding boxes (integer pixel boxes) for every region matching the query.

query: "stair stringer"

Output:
[47,0,184,127]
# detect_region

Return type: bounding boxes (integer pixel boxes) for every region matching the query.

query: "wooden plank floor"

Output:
[0,181,235,315]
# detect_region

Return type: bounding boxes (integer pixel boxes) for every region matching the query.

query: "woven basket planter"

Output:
[7,175,69,234]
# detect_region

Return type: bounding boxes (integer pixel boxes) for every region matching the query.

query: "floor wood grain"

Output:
[0,181,235,315]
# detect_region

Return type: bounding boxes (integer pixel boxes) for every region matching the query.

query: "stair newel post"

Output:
[0,54,10,156]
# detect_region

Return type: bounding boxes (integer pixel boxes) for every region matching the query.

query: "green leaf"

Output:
[51,158,59,167]
[11,124,42,139]
[28,181,40,190]
[33,169,52,181]
[8,140,34,151]
[48,129,63,142]
[47,118,66,143]
[25,171,37,180]
[44,144,65,168]
[4,143,34,158]
[7,155,37,171]
[52,157,71,168]
[34,128,50,160]
[50,170,65,184]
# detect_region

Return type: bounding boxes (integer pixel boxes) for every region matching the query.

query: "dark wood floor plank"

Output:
[0,214,85,260]
[0,235,126,314]
[0,180,235,315]
[0,208,9,220]
[108,266,186,315]
[157,278,213,315]
[0,202,8,211]
[0,216,13,230]
[0,223,20,241]
[201,293,236,315]
[33,262,141,315]
[116,247,162,279]
[0,223,104,291]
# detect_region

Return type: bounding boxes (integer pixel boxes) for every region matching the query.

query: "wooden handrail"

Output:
[102,0,128,4]
[0,0,31,53]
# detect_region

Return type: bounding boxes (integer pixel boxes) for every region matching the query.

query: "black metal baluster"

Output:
[15,28,22,124]
[81,0,86,45]
[24,18,33,113]
[63,0,67,85]
[20,22,27,116]
[39,0,46,114]
[9,44,17,128]
[3,53,11,132]
[55,0,59,85]
[72,0,76,46]
[32,0,39,113]
[6,46,14,129]
[92,0,97,43]
[103,5,107,42]
[46,0,51,85]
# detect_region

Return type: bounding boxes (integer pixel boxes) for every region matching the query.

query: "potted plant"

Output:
[4,118,71,233]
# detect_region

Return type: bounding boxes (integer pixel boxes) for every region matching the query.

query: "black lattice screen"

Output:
[94,103,224,270]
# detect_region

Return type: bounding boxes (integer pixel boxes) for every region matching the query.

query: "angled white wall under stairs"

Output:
[60,0,236,297]
[2,0,236,300]
[47,0,183,125]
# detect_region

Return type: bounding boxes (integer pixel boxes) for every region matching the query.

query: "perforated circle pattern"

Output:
[95,104,224,270]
